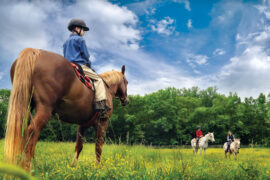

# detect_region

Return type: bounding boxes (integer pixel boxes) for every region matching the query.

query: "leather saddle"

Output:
[70,62,94,90]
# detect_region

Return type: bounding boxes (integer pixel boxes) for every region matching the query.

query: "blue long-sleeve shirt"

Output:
[63,34,90,66]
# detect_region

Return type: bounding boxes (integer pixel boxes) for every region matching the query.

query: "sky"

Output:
[0,0,270,98]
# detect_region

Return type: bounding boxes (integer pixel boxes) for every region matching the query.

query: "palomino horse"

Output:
[191,132,215,155]
[4,48,129,171]
[223,139,240,159]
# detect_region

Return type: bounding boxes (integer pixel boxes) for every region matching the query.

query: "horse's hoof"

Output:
[71,159,77,167]
[95,159,100,166]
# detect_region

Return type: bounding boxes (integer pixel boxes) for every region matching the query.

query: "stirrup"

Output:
[99,109,109,119]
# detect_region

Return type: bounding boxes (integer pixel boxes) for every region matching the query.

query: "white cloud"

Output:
[0,0,144,91]
[94,49,206,95]
[213,2,270,98]
[0,72,3,80]
[151,17,175,35]
[0,0,201,96]
[216,46,270,98]
[0,1,51,56]
[186,54,208,68]
[2,0,270,99]
[173,0,191,11]
[0,0,140,60]
[89,52,96,63]
[213,48,226,56]
[74,1,140,51]
[193,70,201,74]
[187,19,192,29]
[146,8,156,15]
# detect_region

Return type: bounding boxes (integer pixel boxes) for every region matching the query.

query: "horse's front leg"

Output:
[204,148,207,155]
[193,147,197,155]
[71,125,88,167]
[95,119,108,164]
[233,152,237,160]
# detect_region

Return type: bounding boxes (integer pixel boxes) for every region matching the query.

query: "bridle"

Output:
[117,76,129,105]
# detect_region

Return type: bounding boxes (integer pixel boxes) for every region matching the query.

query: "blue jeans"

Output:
[226,141,231,152]
[196,138,199,145]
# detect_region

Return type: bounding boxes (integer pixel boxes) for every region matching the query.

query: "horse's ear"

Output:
[121,65,125,74]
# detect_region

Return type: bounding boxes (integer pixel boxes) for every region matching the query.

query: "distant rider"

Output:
[196,126,203,146]
[226,131,234,152]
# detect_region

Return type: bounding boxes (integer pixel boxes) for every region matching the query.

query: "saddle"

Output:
[70,63,94,90]
[193,138,202,148]
[70,62,101,126]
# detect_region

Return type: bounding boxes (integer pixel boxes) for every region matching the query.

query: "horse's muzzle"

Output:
[121,98,129,106]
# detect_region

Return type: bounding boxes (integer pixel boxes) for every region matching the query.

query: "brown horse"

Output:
[4,48,129,171]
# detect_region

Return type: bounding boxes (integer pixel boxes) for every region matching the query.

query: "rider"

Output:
[196,126,203,146]
[63,18,110,118]
[226,131,234,152]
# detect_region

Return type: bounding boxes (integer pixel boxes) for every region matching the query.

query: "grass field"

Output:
[0,140,269,179]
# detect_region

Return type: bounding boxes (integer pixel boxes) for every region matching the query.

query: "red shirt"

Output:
[196,130,203,138]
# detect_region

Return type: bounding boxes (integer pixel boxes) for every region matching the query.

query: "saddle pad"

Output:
[70,63,94,90]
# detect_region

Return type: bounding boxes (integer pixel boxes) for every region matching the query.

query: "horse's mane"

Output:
[205,132,213,136]
[100,70,123,85]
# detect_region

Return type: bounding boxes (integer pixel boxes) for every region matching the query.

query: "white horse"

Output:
[191,132,215,155]
[223,139,240,159]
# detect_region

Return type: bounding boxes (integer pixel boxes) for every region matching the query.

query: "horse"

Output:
[191,132,215,155]
[4,48,129,171]
[223,139,240,159]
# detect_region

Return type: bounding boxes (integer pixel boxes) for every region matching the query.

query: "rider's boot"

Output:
[95,100,111,119]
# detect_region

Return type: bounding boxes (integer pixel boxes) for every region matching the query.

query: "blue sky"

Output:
[0,0,270,98]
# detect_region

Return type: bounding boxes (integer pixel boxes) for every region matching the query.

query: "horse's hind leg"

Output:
[71,125,87,167]
[95,120,108,164]
[25,105,52,171]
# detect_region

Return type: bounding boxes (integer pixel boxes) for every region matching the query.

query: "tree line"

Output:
[0,87,269,146]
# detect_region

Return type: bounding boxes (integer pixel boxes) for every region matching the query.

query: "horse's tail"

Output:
[4,48,39,164]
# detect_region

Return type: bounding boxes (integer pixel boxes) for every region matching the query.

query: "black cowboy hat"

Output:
[68,18,89,31]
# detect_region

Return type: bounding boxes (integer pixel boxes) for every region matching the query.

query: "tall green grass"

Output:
[0,140,269,179]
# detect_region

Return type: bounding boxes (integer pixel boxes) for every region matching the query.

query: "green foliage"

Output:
[0,162,37,180]
[0,87,270,145]
[107,87,270,146]
[0,89,10,138]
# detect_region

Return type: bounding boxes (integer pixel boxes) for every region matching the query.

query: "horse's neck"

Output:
[231,142,237,149]
[101,71,123,97]
[202,135,209,143]
[107,83,119,98]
